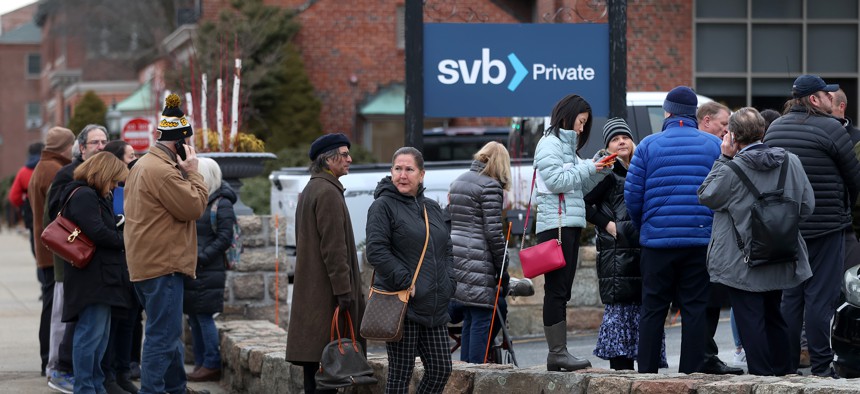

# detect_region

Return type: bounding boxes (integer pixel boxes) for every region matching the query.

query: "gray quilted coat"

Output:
[448,161,506,308]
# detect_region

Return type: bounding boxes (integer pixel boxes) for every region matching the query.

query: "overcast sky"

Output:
[0,0,37,19]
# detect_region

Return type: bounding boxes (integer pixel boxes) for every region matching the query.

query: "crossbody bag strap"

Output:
[57,186,84,218]
[520,168,565,248]
[409,205,430,290]
[724,161,754,257]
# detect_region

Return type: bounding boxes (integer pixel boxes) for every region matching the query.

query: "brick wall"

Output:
[0,2,38,34]
[627,0,694,90]
[0,42,43,177]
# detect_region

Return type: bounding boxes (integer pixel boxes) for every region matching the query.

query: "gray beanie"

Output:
[603,117,633,147]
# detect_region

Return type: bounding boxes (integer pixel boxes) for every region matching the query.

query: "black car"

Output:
[832,263,860,378]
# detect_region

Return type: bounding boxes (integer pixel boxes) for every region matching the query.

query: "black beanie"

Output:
[157,94,193,141]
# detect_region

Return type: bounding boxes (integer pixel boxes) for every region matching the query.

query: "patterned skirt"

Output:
[593,303,668,368]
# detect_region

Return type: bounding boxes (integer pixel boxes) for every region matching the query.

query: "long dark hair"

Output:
[546,94,593,153]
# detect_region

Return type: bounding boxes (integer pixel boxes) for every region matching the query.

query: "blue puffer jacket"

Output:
[533,128,609,234]
[624,116,721,248]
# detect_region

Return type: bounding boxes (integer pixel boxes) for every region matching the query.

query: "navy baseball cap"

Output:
[792,74,839,98]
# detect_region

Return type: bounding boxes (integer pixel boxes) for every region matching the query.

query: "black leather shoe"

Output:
[701,358,744,375]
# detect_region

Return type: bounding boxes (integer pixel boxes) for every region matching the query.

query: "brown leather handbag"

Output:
[40,187,95,269]
[360,205,429,342]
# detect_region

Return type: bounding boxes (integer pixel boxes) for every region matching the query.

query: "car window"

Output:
[647,106,665,135]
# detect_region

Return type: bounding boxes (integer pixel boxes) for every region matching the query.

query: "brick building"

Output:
[3,0,858,175]
[0,18,42,177]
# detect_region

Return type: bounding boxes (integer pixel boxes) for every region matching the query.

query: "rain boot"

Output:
[544,321,591,371]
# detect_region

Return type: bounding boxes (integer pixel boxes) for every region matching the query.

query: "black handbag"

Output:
[315,307,378,390]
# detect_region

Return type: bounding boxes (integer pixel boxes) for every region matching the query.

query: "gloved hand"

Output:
[336,293,353,312]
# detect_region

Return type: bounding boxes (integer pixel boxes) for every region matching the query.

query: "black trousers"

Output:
[37,267,54,374]
[536,227,581,326]
[728,287,790,376]
[296,361,336,394]
[781,231,843,375]
[637,247,709,374]
[704,283,730,362]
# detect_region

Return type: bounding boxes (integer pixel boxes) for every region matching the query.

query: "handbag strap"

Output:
[369,204,429,292]
[410,205,430,291]
[57,186,84,218]
[520,168,563,249]
[330,306,359,354]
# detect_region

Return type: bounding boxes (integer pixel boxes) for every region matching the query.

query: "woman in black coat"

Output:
[59,152,132,394]
[366,147,455,394]
[584,118,666,371]
[184,157,235,382]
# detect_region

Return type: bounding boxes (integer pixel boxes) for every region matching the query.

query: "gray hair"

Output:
[728,107,766,145]
[308,149,340,174]
[76,124,108,160]
[392,146,424,170]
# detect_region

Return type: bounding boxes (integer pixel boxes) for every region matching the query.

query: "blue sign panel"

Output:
[424,23,609,117]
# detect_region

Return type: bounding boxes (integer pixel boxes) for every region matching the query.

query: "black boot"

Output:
[117,371,139,394]
[609,356,635,371]
[544,321,591,372]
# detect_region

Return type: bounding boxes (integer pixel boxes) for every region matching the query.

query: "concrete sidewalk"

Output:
[0,229,226,393]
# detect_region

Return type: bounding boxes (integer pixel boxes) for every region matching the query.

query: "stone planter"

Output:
[199,152,277,215]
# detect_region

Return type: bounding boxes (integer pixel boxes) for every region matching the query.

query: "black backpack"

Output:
[725,160,800,267]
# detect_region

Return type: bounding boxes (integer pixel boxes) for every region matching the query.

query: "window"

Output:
[694,0,860,119]
[27,102,42,129]
[27,53,40,77]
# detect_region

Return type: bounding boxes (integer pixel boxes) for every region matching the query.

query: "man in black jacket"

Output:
[829,89,860,274]
[764,75,860,377]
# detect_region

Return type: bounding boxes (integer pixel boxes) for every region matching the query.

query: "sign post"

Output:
[121,118,153,152]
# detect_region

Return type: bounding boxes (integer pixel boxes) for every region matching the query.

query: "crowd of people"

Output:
[287,74,859,394]
[15,95,233,394]
[11,73,859,394]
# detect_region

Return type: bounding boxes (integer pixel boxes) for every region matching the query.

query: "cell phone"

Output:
[598,153,618,164]
[174,140,187,161]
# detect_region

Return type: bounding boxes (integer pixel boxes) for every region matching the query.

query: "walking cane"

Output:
[484,223,513,364]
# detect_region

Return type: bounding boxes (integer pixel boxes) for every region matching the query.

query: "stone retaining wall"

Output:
[223,215,606,335]
[218,320,859,394]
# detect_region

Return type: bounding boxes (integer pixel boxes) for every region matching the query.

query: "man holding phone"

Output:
[124,94,210,394]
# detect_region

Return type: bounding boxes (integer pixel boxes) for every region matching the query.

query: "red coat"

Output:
[8,165,34,207]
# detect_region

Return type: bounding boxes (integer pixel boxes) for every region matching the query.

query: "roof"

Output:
[0,21,40,44]
[359,84,404,116]
[116,80,154,112]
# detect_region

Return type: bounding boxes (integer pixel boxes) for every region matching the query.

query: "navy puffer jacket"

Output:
[764,106,860,239]
[366,176,454,328]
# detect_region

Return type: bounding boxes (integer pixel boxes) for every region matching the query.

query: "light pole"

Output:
[105,101,122,140]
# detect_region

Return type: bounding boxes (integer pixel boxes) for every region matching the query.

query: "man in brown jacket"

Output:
[286,133,366,394]
[27,126,75,377]
[124,94,208,394]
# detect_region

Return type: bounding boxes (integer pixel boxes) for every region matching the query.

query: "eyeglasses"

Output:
[338,151,351,158]
[86,140,108,147]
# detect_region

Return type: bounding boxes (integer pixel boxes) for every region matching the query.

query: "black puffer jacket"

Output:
[366,176,454,328]
[184,184,236,315]
[60,181,132,322]
[448,161,506,308]
[584,163,641,304]
[764,105,860,238]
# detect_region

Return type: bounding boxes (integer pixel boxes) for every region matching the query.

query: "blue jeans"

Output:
[188,314,221,369]
[730,308,742,348]
[73,303,111,394]
[460,306,493,363]
[134,274,187,394]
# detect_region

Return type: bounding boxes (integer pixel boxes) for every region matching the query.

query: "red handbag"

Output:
[40,187,95,269]
[518,169,566,279]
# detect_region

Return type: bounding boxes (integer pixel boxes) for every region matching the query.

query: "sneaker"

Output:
[732,349,747,367]
[47,370,74,394]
